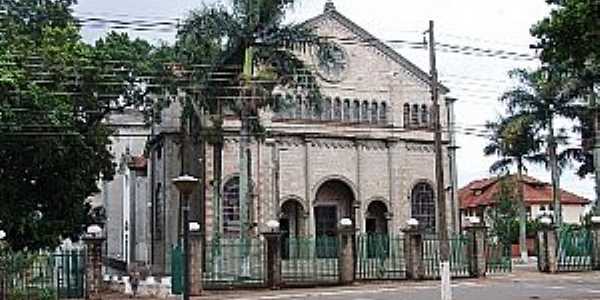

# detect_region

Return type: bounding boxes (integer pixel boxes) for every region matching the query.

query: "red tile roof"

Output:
[459,175,590,209]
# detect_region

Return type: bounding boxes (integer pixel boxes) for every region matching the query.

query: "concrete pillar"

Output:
[189,232,203,296]
[466,225,487,278]
[590,220,600,270]
[83,237,105,300]
[537,225,558,273]
[402,228,424,280]
[263,232,282,289]
[338,224,355,285]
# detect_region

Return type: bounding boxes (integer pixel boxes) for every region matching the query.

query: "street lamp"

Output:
[172,175,199,300]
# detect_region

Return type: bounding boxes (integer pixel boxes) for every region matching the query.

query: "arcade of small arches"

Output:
[271,94,432,130]
[219,175,437,238]
[273,95,389,125]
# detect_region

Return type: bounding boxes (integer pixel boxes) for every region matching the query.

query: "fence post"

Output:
[262,229,282,290]
[83,236,105,300]
[402,227,424,280]
[466,224,487,278]
[338,219,355,285]
[537,221,557,273]
[590,217,600,270]
[189,231,203,296]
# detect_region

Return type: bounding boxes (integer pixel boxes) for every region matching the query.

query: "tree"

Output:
[173,1,323,242]
[0,2,167,250]
[484,114,543,262]
[531,0,600,180]
[502,68,585,226]
[488,176,519,246]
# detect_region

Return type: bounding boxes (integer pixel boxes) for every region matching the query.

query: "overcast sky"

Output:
[73,0,596,201]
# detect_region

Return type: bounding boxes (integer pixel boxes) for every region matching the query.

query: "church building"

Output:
[146,2,458,273]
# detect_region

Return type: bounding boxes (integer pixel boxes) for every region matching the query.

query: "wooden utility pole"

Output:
[428,20,451,300]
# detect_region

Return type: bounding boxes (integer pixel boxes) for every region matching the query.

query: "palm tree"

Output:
[501,68,584,227]
[174,1,323,243]
[484,114,543,263]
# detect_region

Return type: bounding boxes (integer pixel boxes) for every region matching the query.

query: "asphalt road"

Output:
[196,266,600,300]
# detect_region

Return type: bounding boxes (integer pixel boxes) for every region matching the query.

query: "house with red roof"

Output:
[459,175,590,225]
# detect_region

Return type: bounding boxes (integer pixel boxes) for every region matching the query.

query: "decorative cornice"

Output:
[405,143,434,153]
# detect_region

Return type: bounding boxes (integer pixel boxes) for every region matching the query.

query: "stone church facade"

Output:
[204,3,455,241]
[147,2,458,273]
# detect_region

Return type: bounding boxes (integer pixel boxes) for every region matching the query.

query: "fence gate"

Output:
[355,234,406,280]
[422,235,471,278]
[53,249,86,299]
[202,237,266,289]
[485,235,512,274]
[557,228,593,272]
[281,235,339,286]
[1,249,85,300]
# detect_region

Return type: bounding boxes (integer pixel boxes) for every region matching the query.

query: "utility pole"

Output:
[591,82,600,211]
[428,20,451,300]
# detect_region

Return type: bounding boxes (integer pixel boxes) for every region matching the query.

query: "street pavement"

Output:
[103,265,600,300]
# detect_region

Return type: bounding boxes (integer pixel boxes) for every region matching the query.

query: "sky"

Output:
[73,0,596,201]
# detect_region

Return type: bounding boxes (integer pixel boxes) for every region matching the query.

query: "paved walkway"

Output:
[100,264,600,300]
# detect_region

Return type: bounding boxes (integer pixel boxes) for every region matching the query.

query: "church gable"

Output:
[300,3,449,95]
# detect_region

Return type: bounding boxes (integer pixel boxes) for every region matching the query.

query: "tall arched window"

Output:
[223,176,241,237]
[411,182,435,232]
[322,97,332,120]
[411,104,419,126]
[334,98,342,120]
[371,102,378,123]
[296,94,303,119]
[421,104,428,127]
[403,103,410,128]
[353,100,360,122]
[343,99,350,121]
[380,102,387,124]
[362,101,369,123]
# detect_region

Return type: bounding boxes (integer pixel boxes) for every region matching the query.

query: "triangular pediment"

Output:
[301,5,449,93]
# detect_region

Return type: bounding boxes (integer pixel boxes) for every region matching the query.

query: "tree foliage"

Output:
[0,1,168,250]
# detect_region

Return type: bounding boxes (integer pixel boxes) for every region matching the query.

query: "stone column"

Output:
[338,223,355,285]
[537,224,558,273]
[465,225,487,278]
[83,237,105,300]
[402,228,424,280]
[189,232,203,296]
[590,219,600,270]
[263,231,282,289]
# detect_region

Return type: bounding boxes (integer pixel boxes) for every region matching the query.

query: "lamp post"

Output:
[172,175,199,300]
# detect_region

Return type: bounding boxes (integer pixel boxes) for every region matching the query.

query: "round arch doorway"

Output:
[280,199,304,259]
[365,200,389,235]
[314,179,355,236]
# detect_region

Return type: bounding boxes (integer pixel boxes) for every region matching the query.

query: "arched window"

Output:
[296,94,303,119]
[284,94,294,119]
[411,104,419,126]
[322,97,332,120]
[380,102,387,124]
[334,98,342,120]
[353,100,360,122]
[343,99,350,121]
[362,101,369,123]
[421,104,428,127]
[403,103,410,128]
[223,176,241,237]
[411,182,435,232]
[371,102,378,123]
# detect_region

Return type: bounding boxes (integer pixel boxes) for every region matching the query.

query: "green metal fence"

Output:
[202,237,266,289]
[1,249,85,300]
[422,235,471,278]
[356,234,406,280]
[170,244,184,295]
[557,228,593,272]
[485,236,512,274]
[281,235,339,286]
